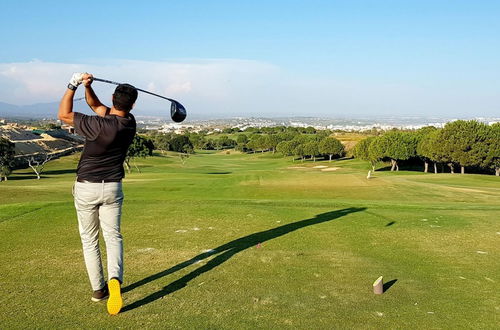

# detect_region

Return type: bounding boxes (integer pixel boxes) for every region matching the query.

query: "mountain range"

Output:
[0,101,62,119]
[0,99,90,119]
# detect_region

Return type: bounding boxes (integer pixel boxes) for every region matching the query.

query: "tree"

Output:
[316,130,332,139]
[429,129,455,173]
[256,135,269,152]
[353,137,380,171]
[153,133,171,153]
[235,134,249,152]
[291,134,311,146]
[439,120,491,174]
[277,140,302,161]
[277,131,298,142]
[169,135,193,153]
[236,134,249,145]
[246,138,258,153]
[484,123,500,176]
[0,138,15,181]
[267,134,281,153]
[303,126,317,134]
[214,135,236,150]
[125,135,154,173]
[179,144,194,165]
[247,135,269,153]
[276,141,292,157]
[319,137,344,162]
[186,132,206,150]
[201,139,215,150]
[377,131,418,171]
[367,136,384,172]
[27,153,53,180]
[416,126,438,173]
[417,129,439,173]
[294,144,306,162]
[303,141,320,161]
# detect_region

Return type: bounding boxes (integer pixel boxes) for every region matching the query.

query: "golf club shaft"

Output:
[93,77,179,104]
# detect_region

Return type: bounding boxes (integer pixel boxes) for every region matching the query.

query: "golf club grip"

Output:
[93,77,178,103]
[93,77,120,86]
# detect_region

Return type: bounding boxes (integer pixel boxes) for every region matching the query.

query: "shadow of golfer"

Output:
[121,207,366,312]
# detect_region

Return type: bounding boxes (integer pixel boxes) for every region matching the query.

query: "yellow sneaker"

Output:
[107,278,123,315]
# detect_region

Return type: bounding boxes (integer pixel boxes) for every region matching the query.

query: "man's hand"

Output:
[82,73,94,88]
[68,72,85,90]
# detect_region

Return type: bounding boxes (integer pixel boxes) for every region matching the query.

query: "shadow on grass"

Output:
[121,207,366,312]
[9,169,76,180]
[383,279,398,292]
[8,174,39,181]
[42,169,76,175]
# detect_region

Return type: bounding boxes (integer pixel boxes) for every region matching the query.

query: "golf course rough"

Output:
[0,151,498,328]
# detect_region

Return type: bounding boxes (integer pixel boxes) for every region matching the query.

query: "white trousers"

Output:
[73,181,124,291]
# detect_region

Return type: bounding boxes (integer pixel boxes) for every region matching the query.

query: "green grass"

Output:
[0,152,499,329]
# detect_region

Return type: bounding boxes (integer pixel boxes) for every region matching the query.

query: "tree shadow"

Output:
[7,169,76,181]
[7,174,39,181]
[42,169,76,175]
[121,207,366,312]
[385,221,396,227]
[383,279,398,292]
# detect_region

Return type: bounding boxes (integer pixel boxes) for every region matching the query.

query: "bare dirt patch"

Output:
[321,167,340,171]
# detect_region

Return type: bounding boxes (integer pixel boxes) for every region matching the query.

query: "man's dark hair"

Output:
[113,84,138,111]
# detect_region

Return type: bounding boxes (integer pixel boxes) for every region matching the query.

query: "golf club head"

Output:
[171,101,187,122]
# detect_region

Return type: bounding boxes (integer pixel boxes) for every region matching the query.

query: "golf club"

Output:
[93,77,187,122]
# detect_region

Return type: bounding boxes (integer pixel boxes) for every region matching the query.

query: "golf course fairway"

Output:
[0,151,498,328]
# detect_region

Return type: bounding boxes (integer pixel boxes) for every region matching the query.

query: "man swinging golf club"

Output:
[58,72,137,315]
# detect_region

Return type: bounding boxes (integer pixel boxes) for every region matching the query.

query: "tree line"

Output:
[352,120,499,176]
[1,120,497,181]
[146,127,345,162]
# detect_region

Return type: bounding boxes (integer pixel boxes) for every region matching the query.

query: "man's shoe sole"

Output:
[91,295,109,302]
[107,279,123,315]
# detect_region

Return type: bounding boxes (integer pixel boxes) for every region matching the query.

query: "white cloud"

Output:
[0,59,284,117]
[0,59,497,118]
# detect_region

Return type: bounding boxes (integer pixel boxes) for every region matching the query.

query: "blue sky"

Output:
[0,0,499,118]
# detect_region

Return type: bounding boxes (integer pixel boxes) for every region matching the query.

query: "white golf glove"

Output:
[68,72,85,90]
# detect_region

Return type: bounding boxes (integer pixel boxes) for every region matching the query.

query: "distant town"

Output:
[135,115,500,135]
[1,114,499,136]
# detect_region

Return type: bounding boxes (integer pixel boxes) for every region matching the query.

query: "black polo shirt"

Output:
[73,112,136,181]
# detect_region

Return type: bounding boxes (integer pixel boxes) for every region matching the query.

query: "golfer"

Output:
[58,73,137,315]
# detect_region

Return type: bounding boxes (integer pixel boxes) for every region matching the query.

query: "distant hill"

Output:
[0,99,85,119]
[0,101,60,119]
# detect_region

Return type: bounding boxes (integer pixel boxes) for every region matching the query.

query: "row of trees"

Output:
[150,133,194,154]
[276,136,344,161]
[147,129,345,161]
[2,119,497,180]
[353,120,499,175]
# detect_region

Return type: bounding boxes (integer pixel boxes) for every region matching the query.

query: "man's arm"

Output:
[83,73,110,117]
[58,88,76,126]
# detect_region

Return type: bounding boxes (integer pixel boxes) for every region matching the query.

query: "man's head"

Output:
[112,84,138,112]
